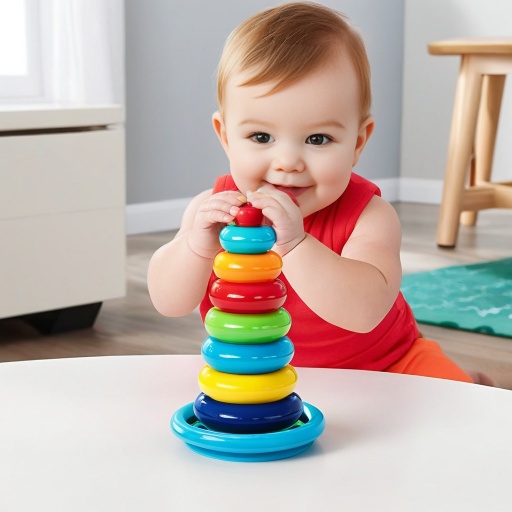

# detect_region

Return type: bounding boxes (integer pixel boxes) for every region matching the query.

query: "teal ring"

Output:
[219,225,276,254]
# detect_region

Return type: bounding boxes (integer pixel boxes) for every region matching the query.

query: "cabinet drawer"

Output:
[0,209,126,318]
[0,129,125,220]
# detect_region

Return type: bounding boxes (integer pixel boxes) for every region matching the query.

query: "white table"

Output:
[1,355,511,512]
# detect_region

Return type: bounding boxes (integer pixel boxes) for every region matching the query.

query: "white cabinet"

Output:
[0,105,126,332]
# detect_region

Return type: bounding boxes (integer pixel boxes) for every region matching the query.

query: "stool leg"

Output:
[461,74,506,226]
[437,56,483,248]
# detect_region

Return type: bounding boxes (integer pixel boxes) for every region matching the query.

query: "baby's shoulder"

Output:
[357,195,401,233]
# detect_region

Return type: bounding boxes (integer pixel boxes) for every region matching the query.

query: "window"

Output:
[0,0,45,102]
[0,0,124,105]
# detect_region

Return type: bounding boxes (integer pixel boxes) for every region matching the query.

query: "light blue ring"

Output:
[171,402,325,462]
[201,336,294,374]
[220,225,276,254]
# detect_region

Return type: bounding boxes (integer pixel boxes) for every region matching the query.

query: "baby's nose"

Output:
[272,146,305,173]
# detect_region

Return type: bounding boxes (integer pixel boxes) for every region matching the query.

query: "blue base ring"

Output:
[171,402,325,462]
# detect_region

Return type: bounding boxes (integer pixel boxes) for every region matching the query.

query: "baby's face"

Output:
[214,49,372,217]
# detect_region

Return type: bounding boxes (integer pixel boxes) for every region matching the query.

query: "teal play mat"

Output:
[401,258,512,338]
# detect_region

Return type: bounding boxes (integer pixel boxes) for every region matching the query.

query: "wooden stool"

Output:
[428,38,512,248]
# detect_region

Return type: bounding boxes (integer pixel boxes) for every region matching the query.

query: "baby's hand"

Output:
[247,185,305,256]
[187,191,246,258]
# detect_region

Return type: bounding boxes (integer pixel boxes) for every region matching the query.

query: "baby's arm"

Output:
[147,189,246,316]
[284,196,402,332]
[248,189,402,333]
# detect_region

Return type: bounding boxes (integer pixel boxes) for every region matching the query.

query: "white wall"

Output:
[401,0,512,189]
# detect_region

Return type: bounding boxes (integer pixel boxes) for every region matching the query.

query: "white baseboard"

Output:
[374,177,400,202]
[126,198,192,235]
[399,178,443,204]
[126,178,443,235]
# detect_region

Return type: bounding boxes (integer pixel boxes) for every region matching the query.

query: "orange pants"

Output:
[386,338,473,383]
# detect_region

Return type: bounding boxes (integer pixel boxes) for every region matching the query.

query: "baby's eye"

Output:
[250,132,274,144]
[306,134,332,145]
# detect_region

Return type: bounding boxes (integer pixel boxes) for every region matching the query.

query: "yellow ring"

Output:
[213,251,282,282]
[198,365,298,404]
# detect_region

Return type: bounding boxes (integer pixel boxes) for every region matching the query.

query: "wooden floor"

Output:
[1,202,512,388]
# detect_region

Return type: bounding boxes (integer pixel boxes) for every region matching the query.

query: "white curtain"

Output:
[46,0,124,104]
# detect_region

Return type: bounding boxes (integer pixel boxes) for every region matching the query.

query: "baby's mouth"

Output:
[272,185,309,205]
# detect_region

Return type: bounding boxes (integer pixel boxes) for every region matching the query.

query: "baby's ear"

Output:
[352,115,375,167]
[212,111,229,152]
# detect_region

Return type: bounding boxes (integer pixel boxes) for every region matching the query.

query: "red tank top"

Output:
[199,173,419,370]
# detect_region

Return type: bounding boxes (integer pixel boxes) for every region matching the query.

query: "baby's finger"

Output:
[195,195,244,227]
[247,189,294,217]
[204,193,246,214]
[211,190,247,206]
[246,194,290,229]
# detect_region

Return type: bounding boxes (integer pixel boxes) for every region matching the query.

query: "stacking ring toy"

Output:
[201,336,294,374]
[213,251,282,282]
[171,202,325,461]
[198,364,298,404]
[220,225,276,254]
[193,392,304,434]
[209,279,287,314]
[204,308,291,344]
[171,402,325,462]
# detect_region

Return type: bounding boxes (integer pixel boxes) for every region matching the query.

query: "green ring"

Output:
[204,307,291,344]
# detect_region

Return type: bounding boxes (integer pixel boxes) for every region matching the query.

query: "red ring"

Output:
[210,279,287,313]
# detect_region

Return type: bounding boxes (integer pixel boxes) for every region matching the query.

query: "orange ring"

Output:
[213,251,282,282]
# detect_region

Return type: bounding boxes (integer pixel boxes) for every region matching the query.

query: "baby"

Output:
[148,2,474,383]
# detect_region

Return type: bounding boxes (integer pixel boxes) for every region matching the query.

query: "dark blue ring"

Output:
[193,392,304,434]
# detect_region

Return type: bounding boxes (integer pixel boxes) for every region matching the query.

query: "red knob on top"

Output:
[234,203,263,227]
